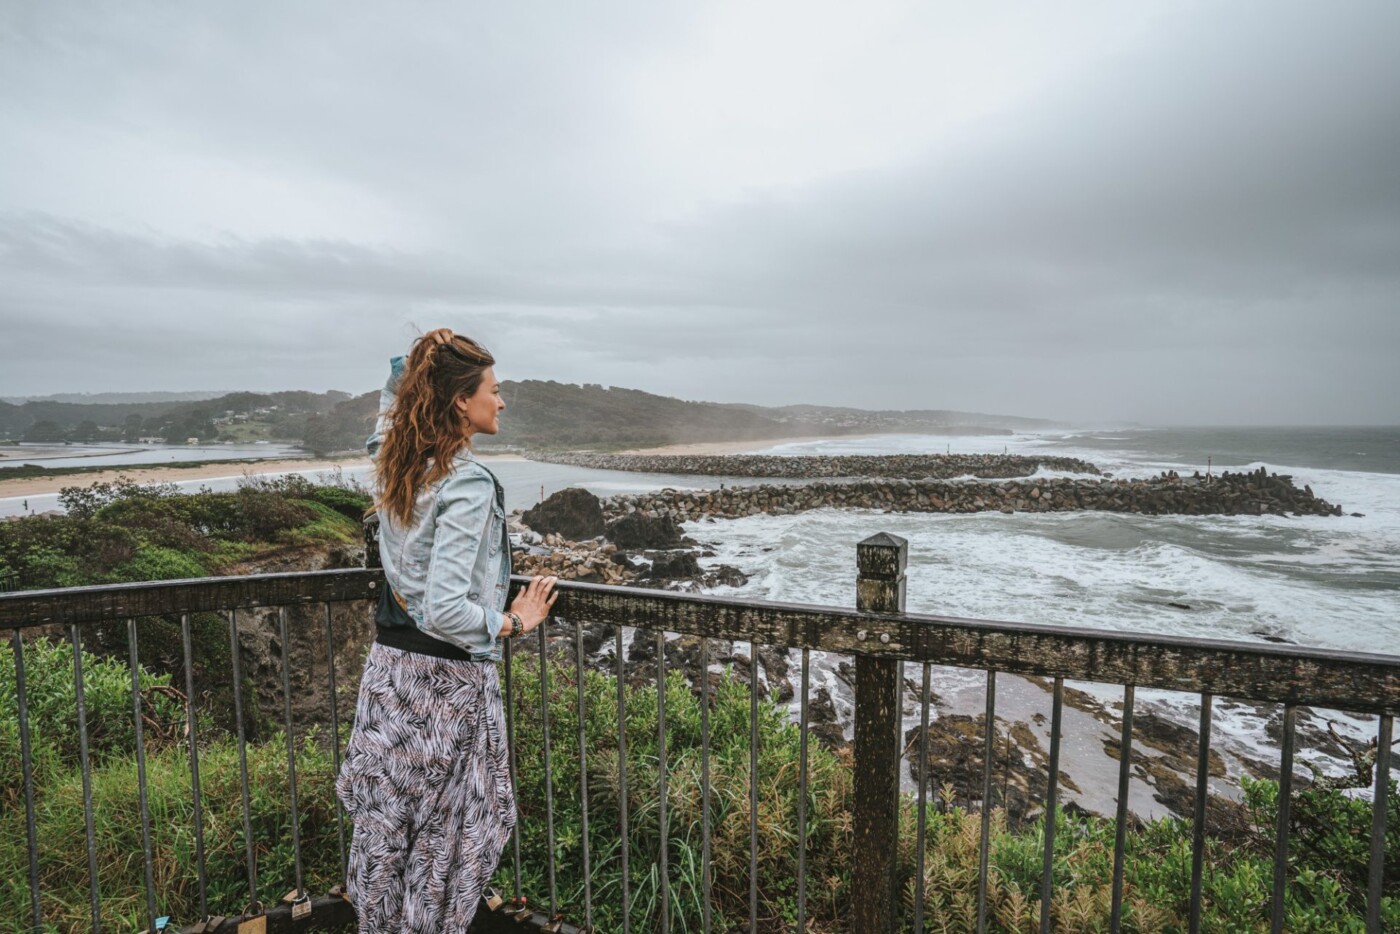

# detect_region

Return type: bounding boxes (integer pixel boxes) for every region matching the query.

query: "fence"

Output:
[0,532,1396,932]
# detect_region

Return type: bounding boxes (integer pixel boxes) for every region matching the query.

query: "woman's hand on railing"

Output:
[508,575,559,636]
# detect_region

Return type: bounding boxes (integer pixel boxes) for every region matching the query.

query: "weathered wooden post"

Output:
[853,532,907,933]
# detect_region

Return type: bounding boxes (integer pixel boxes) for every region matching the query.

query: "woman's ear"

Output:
[453,395,470,416]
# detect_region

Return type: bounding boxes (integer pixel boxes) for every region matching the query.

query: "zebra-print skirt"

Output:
[336,642,516,933]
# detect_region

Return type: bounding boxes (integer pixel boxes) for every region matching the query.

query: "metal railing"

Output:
[1,533,1396,932]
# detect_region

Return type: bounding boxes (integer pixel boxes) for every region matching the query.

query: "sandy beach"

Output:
[0,452,532,499]
[0,435,875,499]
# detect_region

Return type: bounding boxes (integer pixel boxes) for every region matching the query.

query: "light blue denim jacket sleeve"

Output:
[365,355,405,459]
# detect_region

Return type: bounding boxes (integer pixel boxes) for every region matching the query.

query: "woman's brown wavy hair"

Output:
[375,331,496,526]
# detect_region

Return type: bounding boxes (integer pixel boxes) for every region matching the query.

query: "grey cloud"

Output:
[1,0,1397,423]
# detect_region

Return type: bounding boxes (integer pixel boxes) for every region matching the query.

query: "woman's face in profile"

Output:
[458,366,505,436]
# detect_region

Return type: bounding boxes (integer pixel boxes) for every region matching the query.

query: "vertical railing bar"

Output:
[277,607,305,897]
[539,618,558,915]
[128,618,158,931]
[657,629,670,934]
[749,640,759,932]
[914,661,931,934]
[1189,693,1214,934]
[977,670,996,934]
[228,609,260,911]
[180,613,209,919]
[1270,704,1296,934]
[322,603,347,881]
[575,620,593,929]
[1109,684,1135,934]
[504,636,523,902]
[11,630,41,932]
[1368,713,1393,933]
[70,624,101,932]
[796,647,809,933]
[1038,676,1064,934]
[615,626,631,934]
[700,636,713,934]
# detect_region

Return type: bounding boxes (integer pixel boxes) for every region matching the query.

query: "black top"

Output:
[374,582,476,661]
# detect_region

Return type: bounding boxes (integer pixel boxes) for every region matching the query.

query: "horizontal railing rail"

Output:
[5,568,1398,714]
[1,537,1395,932]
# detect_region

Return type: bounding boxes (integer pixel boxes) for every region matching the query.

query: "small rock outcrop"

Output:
[522,487,605,540]
[644,549,703,581]
[605,512,683,549]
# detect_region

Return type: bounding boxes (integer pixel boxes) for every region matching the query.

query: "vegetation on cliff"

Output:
[0,475,369,592]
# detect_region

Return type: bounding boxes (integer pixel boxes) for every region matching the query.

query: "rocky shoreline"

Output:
[532,451,1101,479]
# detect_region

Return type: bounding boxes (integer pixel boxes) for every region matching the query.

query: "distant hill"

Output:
[0,391,234,405]
[0,391,350,445]
[0,381,1060,453]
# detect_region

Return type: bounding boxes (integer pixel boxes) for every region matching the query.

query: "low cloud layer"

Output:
[2,1,1397,423]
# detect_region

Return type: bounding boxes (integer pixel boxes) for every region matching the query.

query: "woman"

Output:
[337,328,557,932]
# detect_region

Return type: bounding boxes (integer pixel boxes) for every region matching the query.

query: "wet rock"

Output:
[704,564,749,588]
[727,653,766,699]
[756,645,791,681]
[809,686,839,724]
[1131,711,1226,778]
[606,513,683,549]
[645,549,703,580]
[522,487,605,540]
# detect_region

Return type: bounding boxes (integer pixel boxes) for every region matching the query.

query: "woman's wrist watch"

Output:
[505,611,523,639]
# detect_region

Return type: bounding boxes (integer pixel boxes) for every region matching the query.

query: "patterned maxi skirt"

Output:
[336,643,516,933]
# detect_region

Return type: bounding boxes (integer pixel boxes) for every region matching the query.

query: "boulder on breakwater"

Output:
[601,466,1342,522]
[533,451,1101,480]
[521,486,605,539]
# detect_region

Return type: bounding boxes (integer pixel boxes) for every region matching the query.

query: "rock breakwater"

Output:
[535,452,1101,479]
[602,467,1343,522]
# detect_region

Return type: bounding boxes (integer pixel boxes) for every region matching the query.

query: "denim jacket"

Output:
[370,356,511,662]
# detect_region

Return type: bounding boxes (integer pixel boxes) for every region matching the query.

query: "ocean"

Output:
[678,426,1399,801]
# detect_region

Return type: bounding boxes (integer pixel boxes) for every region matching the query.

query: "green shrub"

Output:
[0,638,185,790]
[307,486,372,521]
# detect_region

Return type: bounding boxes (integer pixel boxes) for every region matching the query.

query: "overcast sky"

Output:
[2,1,1397,424]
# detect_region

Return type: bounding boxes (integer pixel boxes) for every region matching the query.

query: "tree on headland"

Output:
[22,420,64,443]
[122,413,144,443]
[69,420,101,443]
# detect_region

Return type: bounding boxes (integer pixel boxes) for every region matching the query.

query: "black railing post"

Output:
[853,532,907,934]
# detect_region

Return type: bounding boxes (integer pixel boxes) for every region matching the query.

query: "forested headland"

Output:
[1,381,1061,456]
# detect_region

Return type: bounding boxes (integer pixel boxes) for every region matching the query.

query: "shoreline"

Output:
[0,452,528,499]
